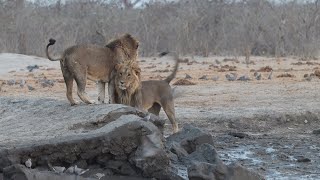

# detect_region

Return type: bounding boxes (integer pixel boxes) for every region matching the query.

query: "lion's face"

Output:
[115,62,141,92]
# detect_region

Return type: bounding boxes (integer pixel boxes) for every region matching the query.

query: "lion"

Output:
[110,52,179,133]
[45,33,139,105]
[111,61,143,109]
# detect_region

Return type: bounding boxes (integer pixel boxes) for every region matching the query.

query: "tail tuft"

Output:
[48,38,56,46]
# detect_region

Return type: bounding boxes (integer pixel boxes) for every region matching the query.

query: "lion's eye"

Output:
[119,73,122,76]
[128,73,131,77]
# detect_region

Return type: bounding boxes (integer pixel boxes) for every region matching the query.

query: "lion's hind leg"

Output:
[148,103,161,116]
[65,78,79,106]
[61,62,78,106]
[74,69,95,104]
[161,99,178,133]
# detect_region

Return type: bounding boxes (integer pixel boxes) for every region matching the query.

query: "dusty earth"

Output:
[1,53,320,179]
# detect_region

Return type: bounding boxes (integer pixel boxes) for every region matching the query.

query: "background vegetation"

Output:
[0,0,319,57]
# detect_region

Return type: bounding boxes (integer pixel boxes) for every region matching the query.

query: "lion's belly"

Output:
[87,69,110,82]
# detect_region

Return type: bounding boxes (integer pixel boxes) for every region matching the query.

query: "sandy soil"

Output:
[1,53,320,179]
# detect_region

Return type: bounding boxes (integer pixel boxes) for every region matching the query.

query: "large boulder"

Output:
[166,124,214,154]
[0,98,264,180]
[0,115,170,179]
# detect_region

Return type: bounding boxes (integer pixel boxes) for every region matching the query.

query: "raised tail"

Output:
[46,38,62,61]
[159,51,179,84]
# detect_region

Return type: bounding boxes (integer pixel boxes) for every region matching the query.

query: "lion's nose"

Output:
[120,81,124,85]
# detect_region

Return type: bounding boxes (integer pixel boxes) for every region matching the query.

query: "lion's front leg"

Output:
[97,81,106,104]
[133,90,143,110]
[108,79,116,104]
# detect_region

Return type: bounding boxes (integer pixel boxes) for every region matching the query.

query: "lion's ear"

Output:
[106,39,121,49]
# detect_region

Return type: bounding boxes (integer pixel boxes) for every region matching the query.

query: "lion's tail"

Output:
[46,38,62,61]
[159,51,179,84]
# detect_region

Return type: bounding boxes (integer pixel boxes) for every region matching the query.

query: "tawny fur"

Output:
[45,34,139,105]
[111,53,179,133]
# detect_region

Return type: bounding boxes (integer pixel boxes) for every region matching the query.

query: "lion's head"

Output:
[114,61,141,95]
[106,33,139,62]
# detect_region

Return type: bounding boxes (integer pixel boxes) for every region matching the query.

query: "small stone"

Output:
[199,75,208,80]
[256,73,262,80]
[27,85,35,91]
[26,65,39,72]
[74,165,89,175]
[268,70,273,80]
[228,132,249,139]
[312,129,320,134]
[94,173,105,179]
[185,74,192,79]
[237,75,250,81]
[19,80,26,88]
[225,73,237,81]
[305,76,313,81]
[304,120,308,124]
[296,156,311,163]
[6,80,16,86]
[265,147,276,154]
[52,166,66,174]
[65,166,74,174]
[25,158,32,168]
[40,79,55,87]
[227,163,264,179]
[212,76,219,81]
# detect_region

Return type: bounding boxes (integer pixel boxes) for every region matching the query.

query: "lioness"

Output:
[110,53,179,133]
[45,34,139,105]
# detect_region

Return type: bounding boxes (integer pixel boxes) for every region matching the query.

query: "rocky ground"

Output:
[1,53,320,179]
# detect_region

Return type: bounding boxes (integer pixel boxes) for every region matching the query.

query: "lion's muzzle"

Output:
[118,81,127,90]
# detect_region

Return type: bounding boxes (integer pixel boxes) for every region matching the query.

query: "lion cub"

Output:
[45,34,139,106]
[110,53,179,133]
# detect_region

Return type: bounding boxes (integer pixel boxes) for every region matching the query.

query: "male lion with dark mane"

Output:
[110,53,179,133]
[45,34,139,105]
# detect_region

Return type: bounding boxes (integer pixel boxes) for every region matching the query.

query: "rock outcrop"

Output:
[0,97,264,180]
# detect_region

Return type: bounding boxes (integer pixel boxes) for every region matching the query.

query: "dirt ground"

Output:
[1,53,320,179]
